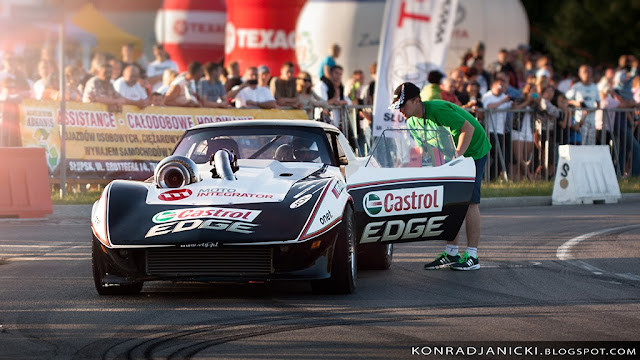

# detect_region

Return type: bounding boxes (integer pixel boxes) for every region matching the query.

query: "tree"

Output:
[521,0,640,71]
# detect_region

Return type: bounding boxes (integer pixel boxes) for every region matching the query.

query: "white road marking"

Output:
[5,257,91,261]
[557,224,640,281]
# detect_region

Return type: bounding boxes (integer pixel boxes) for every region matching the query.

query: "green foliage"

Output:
[51,190,101,205]
[483,177,640,198]
[521,0,640,71]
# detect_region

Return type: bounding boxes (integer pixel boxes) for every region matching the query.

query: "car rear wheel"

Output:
[312,206,357,294]
[92,238,143,295]
[359,243,393,270]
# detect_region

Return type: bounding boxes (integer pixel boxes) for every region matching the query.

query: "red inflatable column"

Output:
[155,0,226,72]
[225,0,307,74]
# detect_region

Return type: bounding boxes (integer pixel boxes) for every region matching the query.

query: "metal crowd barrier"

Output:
[305,104,639,181]
[479,107,640,181]
[3,100,638,182]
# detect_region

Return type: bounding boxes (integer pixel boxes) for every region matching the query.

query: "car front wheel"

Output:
[312,206,357,294]
[92,237,143,295]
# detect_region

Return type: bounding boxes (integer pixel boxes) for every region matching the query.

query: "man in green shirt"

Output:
[389,82,491,270]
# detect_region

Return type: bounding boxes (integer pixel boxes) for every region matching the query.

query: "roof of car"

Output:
[189,119,340,132]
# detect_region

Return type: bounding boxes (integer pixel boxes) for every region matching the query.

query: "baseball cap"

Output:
[257,65,270,74]
[389,82,421,110]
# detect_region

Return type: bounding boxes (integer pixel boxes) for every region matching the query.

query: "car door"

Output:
[345,128,476,246]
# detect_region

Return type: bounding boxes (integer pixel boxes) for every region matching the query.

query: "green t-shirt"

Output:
[407,100,491,160]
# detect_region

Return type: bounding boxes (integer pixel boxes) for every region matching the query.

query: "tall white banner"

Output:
[372,0,458,137]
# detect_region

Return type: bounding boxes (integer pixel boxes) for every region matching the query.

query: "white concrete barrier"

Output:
[552,145,621,205]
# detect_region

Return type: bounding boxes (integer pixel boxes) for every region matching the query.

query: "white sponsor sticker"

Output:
[152,207,261,224]
[196,188,274,199]
[290,194,312,209]
[363,186,444,217]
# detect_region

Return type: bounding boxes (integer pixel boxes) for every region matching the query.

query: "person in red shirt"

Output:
[440,78,462,106]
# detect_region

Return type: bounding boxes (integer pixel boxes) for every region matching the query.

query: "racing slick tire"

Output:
[92,238,143,295]
[312,206,357,294]
[359,243,393,270]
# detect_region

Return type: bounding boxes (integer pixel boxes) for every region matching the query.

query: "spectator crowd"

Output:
[1,40,639,179]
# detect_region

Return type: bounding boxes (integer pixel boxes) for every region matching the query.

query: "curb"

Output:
[480,193,640,209]
[480,196,550,209]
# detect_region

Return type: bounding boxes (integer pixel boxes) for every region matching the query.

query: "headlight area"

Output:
[91,186,111,247]
[92,236,147,279]
[272,224,341,277]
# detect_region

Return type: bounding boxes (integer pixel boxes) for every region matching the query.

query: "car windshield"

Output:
[172,126,334,165]
[366,128,457,168]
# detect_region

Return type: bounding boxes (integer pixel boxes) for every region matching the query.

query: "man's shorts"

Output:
[471,155,488,204]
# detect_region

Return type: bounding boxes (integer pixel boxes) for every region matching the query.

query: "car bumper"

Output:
[93,228,340,284]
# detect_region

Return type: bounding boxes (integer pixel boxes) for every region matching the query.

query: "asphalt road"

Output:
[0,203,639,360]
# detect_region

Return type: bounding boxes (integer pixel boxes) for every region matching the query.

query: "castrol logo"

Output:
[363,186,444,217]
[152,207,261,224]
[225,21,296,54]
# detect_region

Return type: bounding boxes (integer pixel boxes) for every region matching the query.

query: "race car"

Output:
[90,120,475,295]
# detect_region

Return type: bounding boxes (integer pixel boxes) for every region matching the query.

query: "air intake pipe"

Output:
[211,149,238,180]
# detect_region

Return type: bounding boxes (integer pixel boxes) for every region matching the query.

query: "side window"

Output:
[187,140,209,163]
[335,135,346,160]
[326,132,346,165]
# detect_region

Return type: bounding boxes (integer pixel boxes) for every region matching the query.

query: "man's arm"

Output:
[455,120,475,157]
[276,97,299,107]
[485,95,510,109]
[258,100,277,109]
[163,83,181,106]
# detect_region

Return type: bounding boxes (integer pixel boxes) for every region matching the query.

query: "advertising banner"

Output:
[19,100,307,180]
[372,0,458,137]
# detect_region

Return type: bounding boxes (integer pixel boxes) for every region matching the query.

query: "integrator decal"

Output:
[363,186,443,217]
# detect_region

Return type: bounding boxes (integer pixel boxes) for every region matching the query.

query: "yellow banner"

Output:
[19,100,308,177]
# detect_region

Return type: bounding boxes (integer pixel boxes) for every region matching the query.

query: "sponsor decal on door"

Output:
[363,186,443,217]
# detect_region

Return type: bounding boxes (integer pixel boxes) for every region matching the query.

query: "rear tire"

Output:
[92,238,143,295]
[359,243,393,270]
[312,206,357,294]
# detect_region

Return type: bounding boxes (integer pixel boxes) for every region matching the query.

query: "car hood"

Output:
[147,159,325,206]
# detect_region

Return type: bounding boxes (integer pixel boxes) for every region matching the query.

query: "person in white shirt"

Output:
[164,62,203,107]
[234,65,276,109]
[113,65,148,108]
[565,65,600,145]
[313,65,350,128]
[146,45,179,92]
[482,78,512,180]
[32,59,56,100]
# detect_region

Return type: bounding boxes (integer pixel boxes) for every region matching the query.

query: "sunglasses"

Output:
[297,78,311,82]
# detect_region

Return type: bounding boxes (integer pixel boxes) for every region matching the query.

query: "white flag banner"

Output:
[372,0,458,137]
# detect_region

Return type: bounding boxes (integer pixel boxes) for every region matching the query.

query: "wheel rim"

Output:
[385,243,393,258]
[348,224,356,281]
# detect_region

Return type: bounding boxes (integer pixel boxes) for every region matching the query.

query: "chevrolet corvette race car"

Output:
[90,120,475,295]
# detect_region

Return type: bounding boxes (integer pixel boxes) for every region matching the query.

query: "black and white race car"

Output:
[91,120,475,295]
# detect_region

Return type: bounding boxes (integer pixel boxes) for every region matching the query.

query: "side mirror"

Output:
[338,155,349,166]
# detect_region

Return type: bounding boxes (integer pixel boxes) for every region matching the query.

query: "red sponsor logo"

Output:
[173,19,225,36]
[158,189,192,201]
